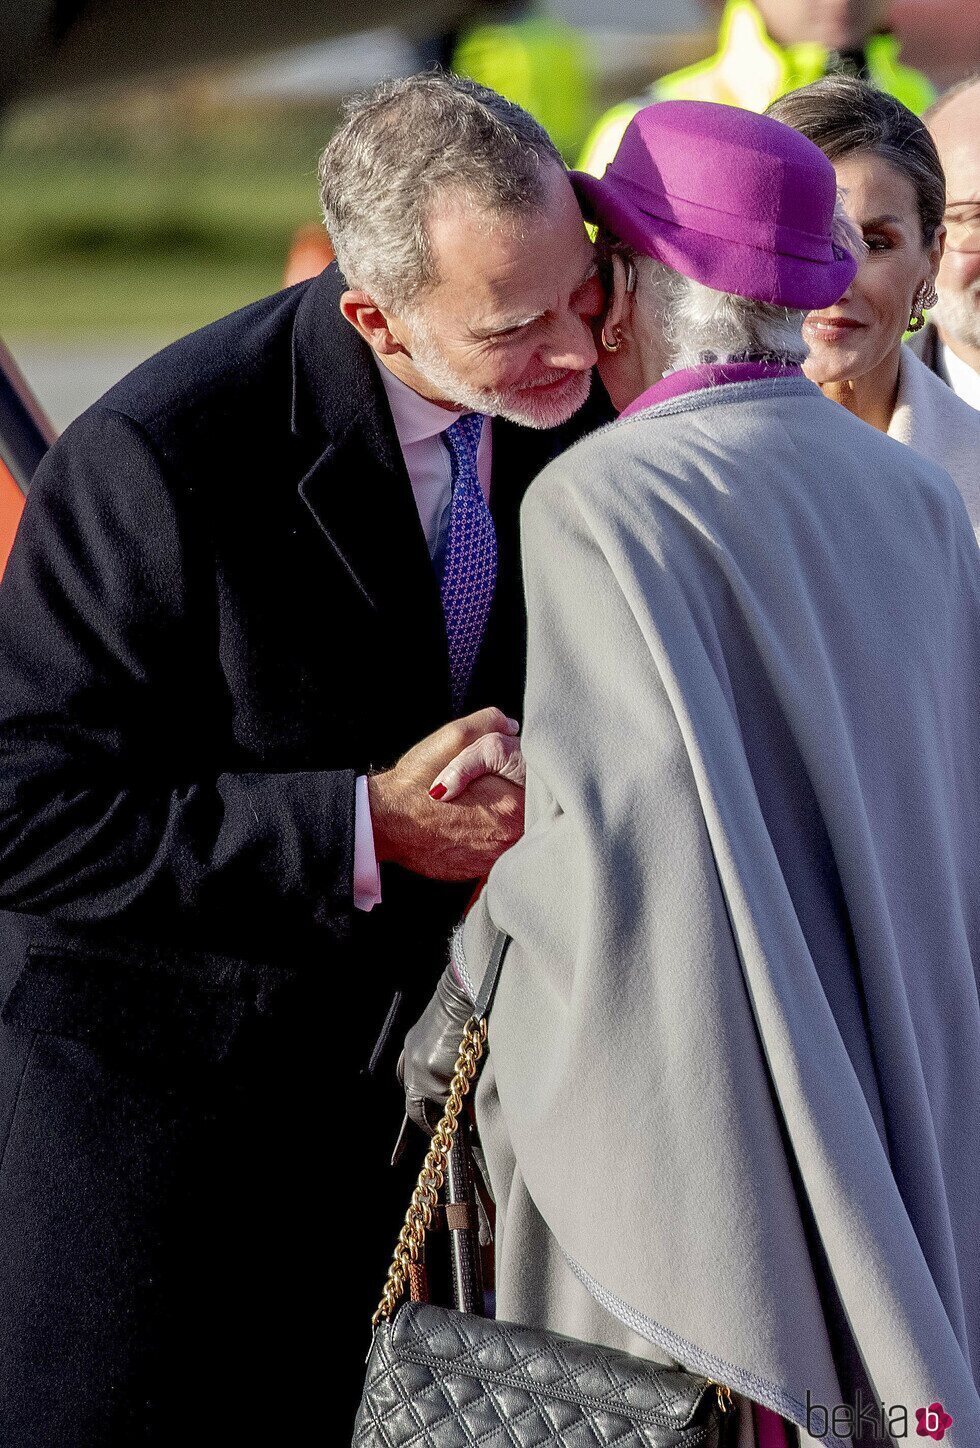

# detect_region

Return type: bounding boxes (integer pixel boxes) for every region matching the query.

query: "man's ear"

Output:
[339,290,409,357]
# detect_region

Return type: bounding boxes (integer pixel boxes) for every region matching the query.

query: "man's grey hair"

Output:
[318,71,562,311]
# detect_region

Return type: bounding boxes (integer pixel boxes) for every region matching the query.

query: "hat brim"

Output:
[572,169,856,313]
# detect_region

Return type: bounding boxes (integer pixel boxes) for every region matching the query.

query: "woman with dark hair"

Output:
[769,74,980,537]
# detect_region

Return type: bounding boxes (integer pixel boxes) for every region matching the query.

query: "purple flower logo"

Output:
[915,1402,953,1440]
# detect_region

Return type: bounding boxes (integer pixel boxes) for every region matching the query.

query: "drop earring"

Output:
[908,281,938,333]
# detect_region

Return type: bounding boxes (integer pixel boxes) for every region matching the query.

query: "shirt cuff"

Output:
[353,774,382,912]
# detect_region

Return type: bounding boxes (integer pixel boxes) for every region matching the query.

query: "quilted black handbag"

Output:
[353,931,739,1447]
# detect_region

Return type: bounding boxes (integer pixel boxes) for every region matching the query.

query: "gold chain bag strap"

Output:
[372,1011,487,1326]
[354,929,736,1447]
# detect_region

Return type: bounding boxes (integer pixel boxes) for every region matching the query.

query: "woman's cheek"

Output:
[884,253,923,338]
[855,263,902,356]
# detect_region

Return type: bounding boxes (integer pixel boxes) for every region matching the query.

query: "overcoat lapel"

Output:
[289,265,614,723]
[290,265,450,711]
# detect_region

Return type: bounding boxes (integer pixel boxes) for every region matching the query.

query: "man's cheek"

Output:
[580,274,608,320]
[941,252,980,291]
[490,350,534,392]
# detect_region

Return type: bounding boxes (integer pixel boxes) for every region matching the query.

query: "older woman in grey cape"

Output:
[405,101,980,1447]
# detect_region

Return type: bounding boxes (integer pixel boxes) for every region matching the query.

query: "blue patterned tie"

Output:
[440,413,496,713]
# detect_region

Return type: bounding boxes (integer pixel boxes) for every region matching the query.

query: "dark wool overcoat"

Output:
[0,261,609,1445]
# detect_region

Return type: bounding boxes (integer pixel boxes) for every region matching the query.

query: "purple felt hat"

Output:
[571,101,856,310]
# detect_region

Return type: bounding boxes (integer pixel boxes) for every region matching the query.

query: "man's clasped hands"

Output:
[367,707,526,882]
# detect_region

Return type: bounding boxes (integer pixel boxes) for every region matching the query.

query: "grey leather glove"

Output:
[398,960,475,1133]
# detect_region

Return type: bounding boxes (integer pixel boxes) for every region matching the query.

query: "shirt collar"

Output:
[374,355,470,445]
[940,343,980,411]
[620,360,803,418]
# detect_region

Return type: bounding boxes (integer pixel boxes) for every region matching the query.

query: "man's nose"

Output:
[543,309,599,372]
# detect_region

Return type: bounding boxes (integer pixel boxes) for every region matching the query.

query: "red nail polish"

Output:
[429,783,447,800]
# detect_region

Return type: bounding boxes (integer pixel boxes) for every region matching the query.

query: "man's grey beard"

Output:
[405,317,592,429]
[932,282,980,352]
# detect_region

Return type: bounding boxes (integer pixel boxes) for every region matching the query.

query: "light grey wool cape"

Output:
[456,377,980,1443]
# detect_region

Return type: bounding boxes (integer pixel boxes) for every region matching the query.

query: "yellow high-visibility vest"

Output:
[453,15,594,163]
[577,0,934,177]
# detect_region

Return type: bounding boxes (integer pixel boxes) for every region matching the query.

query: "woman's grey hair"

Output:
[318,71,562,311]
[767,76,946,244]
[598,228,817,369]
[636,259,809,369]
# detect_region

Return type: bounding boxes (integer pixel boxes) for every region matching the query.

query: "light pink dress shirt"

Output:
[353,359,492,910]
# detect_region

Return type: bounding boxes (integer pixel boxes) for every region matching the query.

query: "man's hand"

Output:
[368,707,524,880]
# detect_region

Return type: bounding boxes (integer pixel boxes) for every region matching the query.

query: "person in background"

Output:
[908,75,980,409]
[769,75,980,538]
[403,98,980,1446]
[579,0,933,177]
[445,1,594,162]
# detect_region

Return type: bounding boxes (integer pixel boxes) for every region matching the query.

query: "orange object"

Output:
[0,457,24,577]
[0,338,56,579]
[282,225,336,288]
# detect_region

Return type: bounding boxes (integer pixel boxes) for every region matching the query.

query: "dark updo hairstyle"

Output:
[767,75,945,245]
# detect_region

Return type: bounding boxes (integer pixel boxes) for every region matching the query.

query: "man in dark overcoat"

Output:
[0,73,608,1442]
